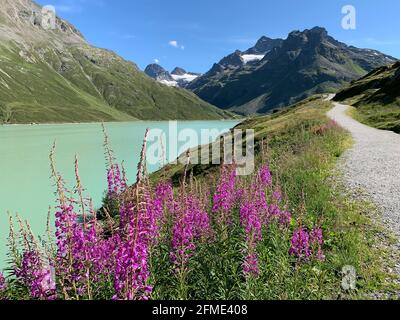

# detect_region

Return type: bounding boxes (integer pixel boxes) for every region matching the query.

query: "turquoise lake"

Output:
[0,120,239,270]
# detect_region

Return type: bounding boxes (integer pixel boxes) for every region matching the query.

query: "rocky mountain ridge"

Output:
[188,27,397,115]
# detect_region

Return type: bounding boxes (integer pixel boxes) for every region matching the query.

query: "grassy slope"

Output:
[152,96,395,299]
[0,44,133,123]
[0,43,231,124]
[334,61,400,133]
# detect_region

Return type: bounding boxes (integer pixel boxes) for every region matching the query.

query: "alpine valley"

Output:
[0,0,230,123]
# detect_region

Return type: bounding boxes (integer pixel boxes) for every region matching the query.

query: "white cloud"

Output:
[168,40,185,50]
[154,58,160,63]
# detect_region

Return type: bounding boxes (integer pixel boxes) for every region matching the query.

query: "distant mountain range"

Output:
[0,0,229,123]
[144,64,201,88]
[0,0,397,123]
[187,27,397,115]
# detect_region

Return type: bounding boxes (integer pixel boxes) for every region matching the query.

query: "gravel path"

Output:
[327,102,400,239]
[328,102,400,292]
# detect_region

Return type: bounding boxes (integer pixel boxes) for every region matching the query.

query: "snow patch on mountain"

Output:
[171,73,199,82]
[241,54,265,64]
[159,79,178,87]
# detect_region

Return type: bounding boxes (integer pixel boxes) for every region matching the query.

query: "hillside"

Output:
[0,0,228,123]
[188,27,396,116]
[334,61,400,132]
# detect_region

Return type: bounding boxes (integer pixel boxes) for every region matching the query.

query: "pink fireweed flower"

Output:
[0,272,6,292]
[272,189,282,202]
[240,198,263,242]
[267,203,280,219]
[212,165,237,225]
[170,191,210,269]
[258,165,272,187]
[54,200,103,296]
[30,268,56,300]
[289,227,311,260]
[266,204,291,227]
[239,184,266,276]
[154,181,177,228]
[171,196,194,268]
[243,253,259,276]
[310,227,325,261]
[143,187,165,243]
[278,210,292,226]
[155,181,174,207]
[15,250,56,300]
[107,164,125,196]
[113,231,152,300]
[289,227,325,262]
[191,193,211,240]
[113,192,154,300]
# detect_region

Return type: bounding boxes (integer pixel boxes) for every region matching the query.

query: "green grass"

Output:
[152,96,395,299]
[350,103,400,133]
[335,61,400,133]
[0,43,231,124]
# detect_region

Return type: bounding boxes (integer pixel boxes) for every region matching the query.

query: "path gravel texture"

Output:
[328,102,400,239]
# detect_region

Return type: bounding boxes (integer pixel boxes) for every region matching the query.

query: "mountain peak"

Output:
[0,0,85,43]
[145,63,166,74]
[288,26,328,40]
[245,36,283,55]
[144,64,175,83]
[171,67,187,75]
[218,50,244,68]
[308,26,328,34]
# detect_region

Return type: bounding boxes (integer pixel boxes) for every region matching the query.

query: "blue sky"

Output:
[36,0,400,73]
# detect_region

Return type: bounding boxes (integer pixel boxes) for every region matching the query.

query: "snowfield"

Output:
[159,79,178,87]
[171,73,199,82]
[241,54,265,64]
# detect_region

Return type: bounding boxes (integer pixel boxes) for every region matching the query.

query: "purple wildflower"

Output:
[272,189,282,202]
[259,165,272,187]
[113,190,154,300]
[212,165,237,225]
[155,181,174,207]
[0,272,6,292]
[170,197,196,270]
[289,227,311,260]
[310,228,325,261]
[239,184,266,276]
[113,229,152,300]
[15,250,56,300]
[278,210,292,226]
[289,226,325,262]
[107,164,125,197]
[243,253,259,276]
